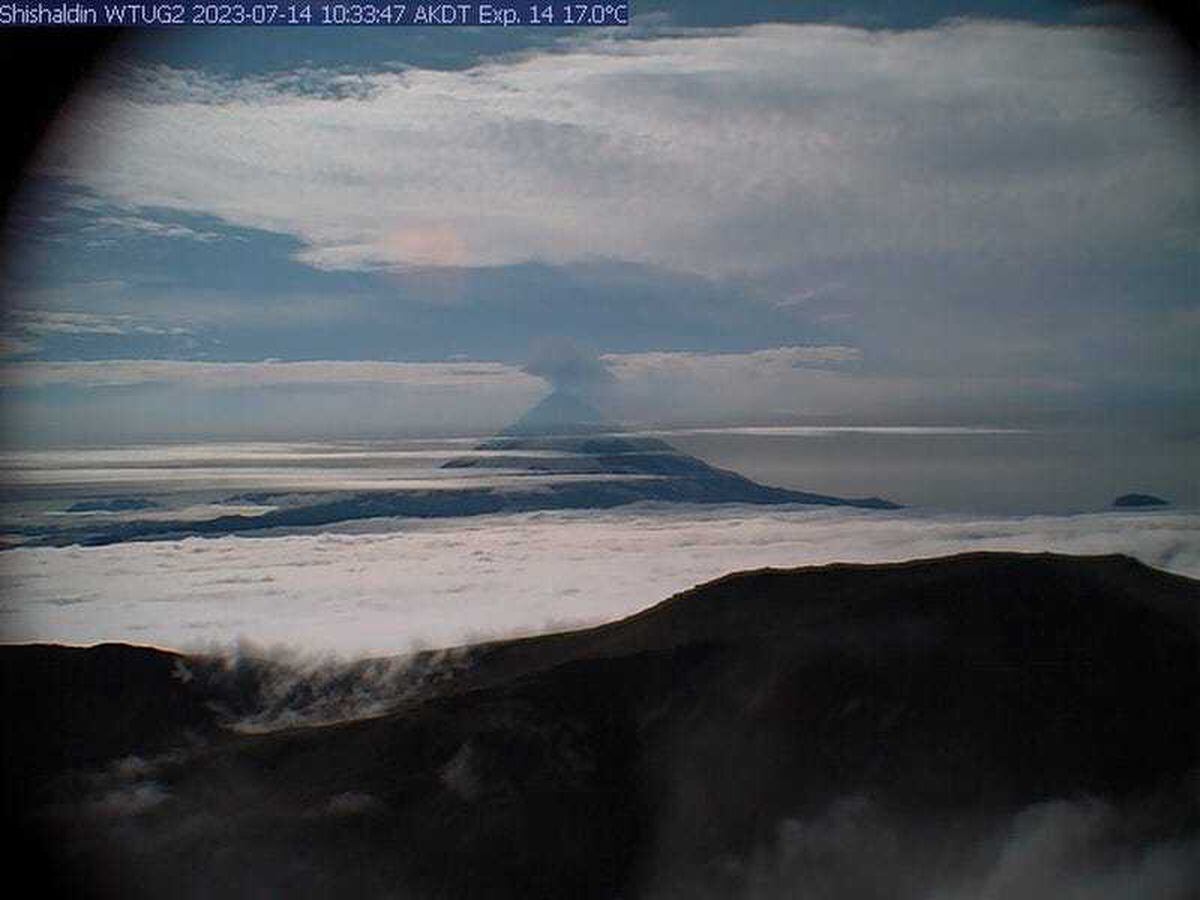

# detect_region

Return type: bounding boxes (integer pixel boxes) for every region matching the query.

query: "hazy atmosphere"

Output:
[1,5,1198,900]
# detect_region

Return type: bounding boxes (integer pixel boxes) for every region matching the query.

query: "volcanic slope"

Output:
[14,392,896,547]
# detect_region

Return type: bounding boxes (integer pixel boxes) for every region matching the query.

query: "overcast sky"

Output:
[1,1,1197,442]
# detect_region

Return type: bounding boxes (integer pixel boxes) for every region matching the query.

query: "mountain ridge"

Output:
[4,552,1197,899]
[11,411,899,547]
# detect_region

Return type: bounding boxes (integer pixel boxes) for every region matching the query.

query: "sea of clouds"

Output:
[2,504,1196,656]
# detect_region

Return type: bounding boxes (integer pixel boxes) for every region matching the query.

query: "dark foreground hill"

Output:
[3,552,1198,899]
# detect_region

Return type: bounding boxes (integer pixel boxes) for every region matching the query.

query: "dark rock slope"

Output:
[444,433,897,506]
[3,552,1197,899]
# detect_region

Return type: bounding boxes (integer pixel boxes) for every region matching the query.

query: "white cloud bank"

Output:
[42,21,1197,276]
[2,506,1195,655]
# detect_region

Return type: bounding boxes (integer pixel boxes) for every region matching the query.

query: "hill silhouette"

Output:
[4,552,1197,899]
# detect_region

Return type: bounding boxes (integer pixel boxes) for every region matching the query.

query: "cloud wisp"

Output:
[648,793,1200,900]
[0,358,539,389]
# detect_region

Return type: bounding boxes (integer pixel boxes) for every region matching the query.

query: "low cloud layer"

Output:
[3,506,1196,655]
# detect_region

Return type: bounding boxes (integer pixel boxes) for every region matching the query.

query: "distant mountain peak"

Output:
[502,390,608,436]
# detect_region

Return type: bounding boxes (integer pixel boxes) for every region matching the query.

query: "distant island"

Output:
[1112,493,1170,508]
[12,391,897,548]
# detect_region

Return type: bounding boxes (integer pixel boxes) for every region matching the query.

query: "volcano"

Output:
[15,393,896,547]
[439,389,899,508]
[500,389,608,436]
